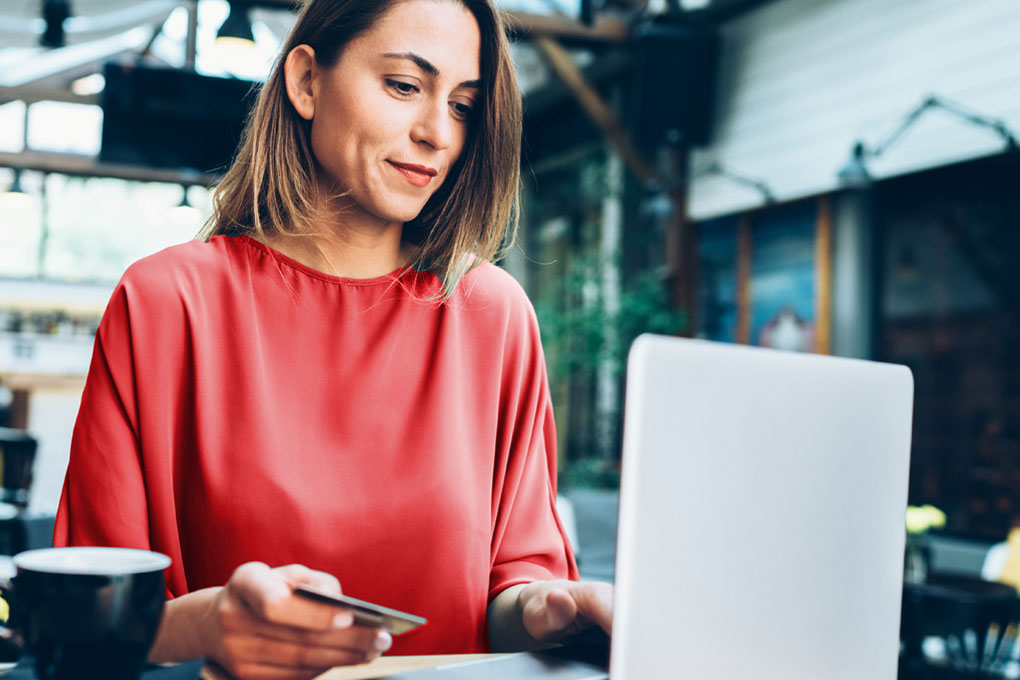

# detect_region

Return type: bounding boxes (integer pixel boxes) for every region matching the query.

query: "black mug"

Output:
[1,546,171,680]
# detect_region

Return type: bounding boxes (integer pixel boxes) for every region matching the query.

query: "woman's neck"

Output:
[258,203,416,279]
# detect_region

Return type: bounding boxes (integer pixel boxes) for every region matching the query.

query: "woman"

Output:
[55,0,613,677]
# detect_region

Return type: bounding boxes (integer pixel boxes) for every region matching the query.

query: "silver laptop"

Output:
[611,335,913,680]
[393,334,913,679]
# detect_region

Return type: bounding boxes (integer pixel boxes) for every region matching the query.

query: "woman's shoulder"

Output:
[116,236,241,301]
[456,260,536,317]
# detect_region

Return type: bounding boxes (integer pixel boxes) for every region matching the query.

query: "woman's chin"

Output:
[378,204,429,226]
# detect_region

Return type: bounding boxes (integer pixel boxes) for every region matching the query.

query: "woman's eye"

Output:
[386,79,419,95]
[450,101,473,120]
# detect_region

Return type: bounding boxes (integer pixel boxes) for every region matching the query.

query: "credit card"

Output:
[293,584,427,635]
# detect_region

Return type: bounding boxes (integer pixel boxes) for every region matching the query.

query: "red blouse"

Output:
[54,235,578,654]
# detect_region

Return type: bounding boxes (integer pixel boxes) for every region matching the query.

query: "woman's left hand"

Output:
[518,579,614,642]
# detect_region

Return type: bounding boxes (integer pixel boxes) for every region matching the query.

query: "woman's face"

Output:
[292,0,481,227]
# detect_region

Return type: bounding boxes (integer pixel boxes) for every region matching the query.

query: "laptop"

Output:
[392,334,914,679]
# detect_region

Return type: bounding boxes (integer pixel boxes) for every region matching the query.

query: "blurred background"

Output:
[1,1,1020,671]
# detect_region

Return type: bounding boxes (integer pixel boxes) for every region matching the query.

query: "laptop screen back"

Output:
[611,335,913,680]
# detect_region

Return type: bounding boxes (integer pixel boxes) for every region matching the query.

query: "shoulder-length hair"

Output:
[200,0,521,297]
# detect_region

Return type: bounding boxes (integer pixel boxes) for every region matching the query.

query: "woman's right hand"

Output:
[153,562,391,679]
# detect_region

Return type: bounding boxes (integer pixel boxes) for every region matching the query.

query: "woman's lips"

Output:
[388,161,437,187]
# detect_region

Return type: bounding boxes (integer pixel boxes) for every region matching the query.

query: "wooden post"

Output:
[9,389,30,430]
[736,214,753,344]
[658,145,696,334]
[815,196,833,354]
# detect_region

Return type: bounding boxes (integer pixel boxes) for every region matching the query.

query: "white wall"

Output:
[689,0,1020,219]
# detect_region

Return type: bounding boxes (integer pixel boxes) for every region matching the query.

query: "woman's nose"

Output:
[411,100,454,150]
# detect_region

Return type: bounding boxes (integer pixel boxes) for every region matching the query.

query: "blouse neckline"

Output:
[233,234,425,287]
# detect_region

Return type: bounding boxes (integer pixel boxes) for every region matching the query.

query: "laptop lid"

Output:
[611,335,913,680]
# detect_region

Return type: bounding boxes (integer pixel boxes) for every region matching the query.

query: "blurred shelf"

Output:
[0,333,94,380]
[0,278,112,314]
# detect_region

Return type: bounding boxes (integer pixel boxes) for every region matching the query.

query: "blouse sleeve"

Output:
[53,283,152,550]
[487,290,580,602]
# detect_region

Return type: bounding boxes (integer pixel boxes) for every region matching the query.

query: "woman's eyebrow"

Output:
[381,52,481,89]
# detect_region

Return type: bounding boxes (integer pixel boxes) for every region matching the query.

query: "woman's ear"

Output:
[284,44,317,121]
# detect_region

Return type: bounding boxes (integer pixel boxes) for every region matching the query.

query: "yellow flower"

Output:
[0,594,7,623]
[906,505,946,534]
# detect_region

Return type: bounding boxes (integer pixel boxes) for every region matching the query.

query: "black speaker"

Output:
[100,62,258,174]
[631,23,720,150]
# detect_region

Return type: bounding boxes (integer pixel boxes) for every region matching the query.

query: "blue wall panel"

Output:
[750,202,817,349]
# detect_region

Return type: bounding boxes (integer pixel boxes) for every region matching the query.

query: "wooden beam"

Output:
[244,0,302,8]
[0,85,96,106]
[523,49,630,117]
[532,36,656,186]
[0,29,151,89]
[0,150,218,186]
[503,11,629,43]
[247,2,629,43]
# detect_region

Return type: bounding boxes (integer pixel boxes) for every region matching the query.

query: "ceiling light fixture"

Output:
[215,1,259,75]
[5,168,26,195]
[836,142,871,189]
[40,0,71,48]
[0,168,36,216]
[169,184,202,225]
[216,1,255,47]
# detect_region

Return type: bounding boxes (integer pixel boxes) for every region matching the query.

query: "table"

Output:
[316,655,493,680]
[200,655,494,680]
[3,655,495,680]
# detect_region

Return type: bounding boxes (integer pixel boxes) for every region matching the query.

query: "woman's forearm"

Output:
[148,587,221,663]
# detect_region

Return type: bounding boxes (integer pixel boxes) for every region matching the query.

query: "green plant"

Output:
[536,252,687,383]
[560,457,621,490]
[536,251,687,486]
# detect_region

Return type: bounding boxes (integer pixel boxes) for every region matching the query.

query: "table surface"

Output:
[2,654,497,680]
[197,655,495,680]
[318,655,494,679]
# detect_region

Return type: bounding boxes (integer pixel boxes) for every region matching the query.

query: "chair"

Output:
[0,427,36,509]
[901,573,1020,678]
[0,427,38,555]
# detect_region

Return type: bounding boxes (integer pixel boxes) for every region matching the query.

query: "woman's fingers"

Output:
[227,562,347,631]
[520,580,615,641]
[210,561,390,677]
[274,563,343,594]
[246,613,391,652]
[525,588,576,637]
[226,632,379,671]
[569,581,614,635]
[215,617,389,678]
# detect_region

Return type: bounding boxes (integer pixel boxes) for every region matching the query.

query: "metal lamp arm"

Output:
[869,94,1018,159]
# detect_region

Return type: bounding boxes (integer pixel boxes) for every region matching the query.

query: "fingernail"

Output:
[375,631,392,652]
[333,611,353,628]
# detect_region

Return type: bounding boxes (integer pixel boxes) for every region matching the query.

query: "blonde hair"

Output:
[200,0,522,297]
